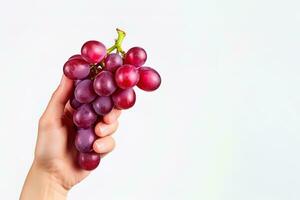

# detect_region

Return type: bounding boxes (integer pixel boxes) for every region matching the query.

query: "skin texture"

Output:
[20,75,121,200]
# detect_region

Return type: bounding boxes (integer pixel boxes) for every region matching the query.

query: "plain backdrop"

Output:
[0,0,300,199]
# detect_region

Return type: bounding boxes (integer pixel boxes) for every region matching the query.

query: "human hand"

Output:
[20,75,121,200]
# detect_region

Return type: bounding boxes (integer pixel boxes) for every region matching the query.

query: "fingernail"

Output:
[98,125,107,136]
[95,141,106,152]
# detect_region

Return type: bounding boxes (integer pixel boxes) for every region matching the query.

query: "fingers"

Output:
[93,109,121,154]
[103,108,121,124]
[95,121,119,137]
[44,75,74,117]
[95,108,121,137]
[93,136,115,154]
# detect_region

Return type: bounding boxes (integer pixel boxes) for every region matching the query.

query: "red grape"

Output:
[124,47,147,67]
[63,59,90,80]
[78,152,101,170]
[92,96,114,115]
[73,104,97,128]
[75,128,97,153]
[115,64,139,89]
[137,67,161,91]
[74,79,82,86]
[75,79,97,103]
[112,88,136,109]
[81,40,106,64]
[68,54,83,61]
[93,71,117,96]
[104,53,123,72]
[70,95,82,109]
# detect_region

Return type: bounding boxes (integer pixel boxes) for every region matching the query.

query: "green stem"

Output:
[107,28,126,56]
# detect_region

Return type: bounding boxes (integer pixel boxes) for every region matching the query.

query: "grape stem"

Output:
[91,28,126,77]
[107,28,126,56]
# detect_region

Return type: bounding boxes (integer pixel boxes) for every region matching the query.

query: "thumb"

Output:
[44,75,74,117]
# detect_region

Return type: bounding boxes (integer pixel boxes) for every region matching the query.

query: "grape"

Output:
[63,59,90,80]
[93,71,117,96]
[92,96,114,115]
[137,67,161,91]
[112,88,136,109]
[77,152,101,170]
[70,95,82,109]
[75,128,97,153]
[75,79,97,103]
[74,79,82,86]
[69,54,83,61]
[124,47,147,67]
[104,53,123,72]
[115,64,139,89]
[73,104,97,128]
[81,40,107,64]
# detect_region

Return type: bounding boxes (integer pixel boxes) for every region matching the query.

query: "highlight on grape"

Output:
[63,28,161,170]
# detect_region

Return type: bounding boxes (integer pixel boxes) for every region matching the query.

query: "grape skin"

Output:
[68,54,83,61]
[104,53,123,72]
[115,64,140,89]
[92,96,114,116]
[75,128,97,153]
[77,152,101,171]
[112,88,136,109]
[137,67,161,91]
[81,40,107,64]
[124,47,147,67]
[75,79,97,103]
[73,104,97,128]
[74,80,82,86]
[93,71,117,96]
[70,95,82,109]
[63,59,90,80]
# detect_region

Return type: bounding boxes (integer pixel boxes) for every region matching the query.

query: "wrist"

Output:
[20,162,68,200]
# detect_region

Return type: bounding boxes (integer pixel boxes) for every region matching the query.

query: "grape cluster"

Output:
[63,29,161,170]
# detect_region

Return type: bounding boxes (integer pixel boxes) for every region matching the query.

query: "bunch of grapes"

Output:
[63,29,161,170]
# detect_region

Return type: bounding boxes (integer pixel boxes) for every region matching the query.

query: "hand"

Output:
[20,75,121,200]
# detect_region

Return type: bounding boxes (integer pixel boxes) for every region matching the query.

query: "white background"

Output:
[0,0,300,199]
